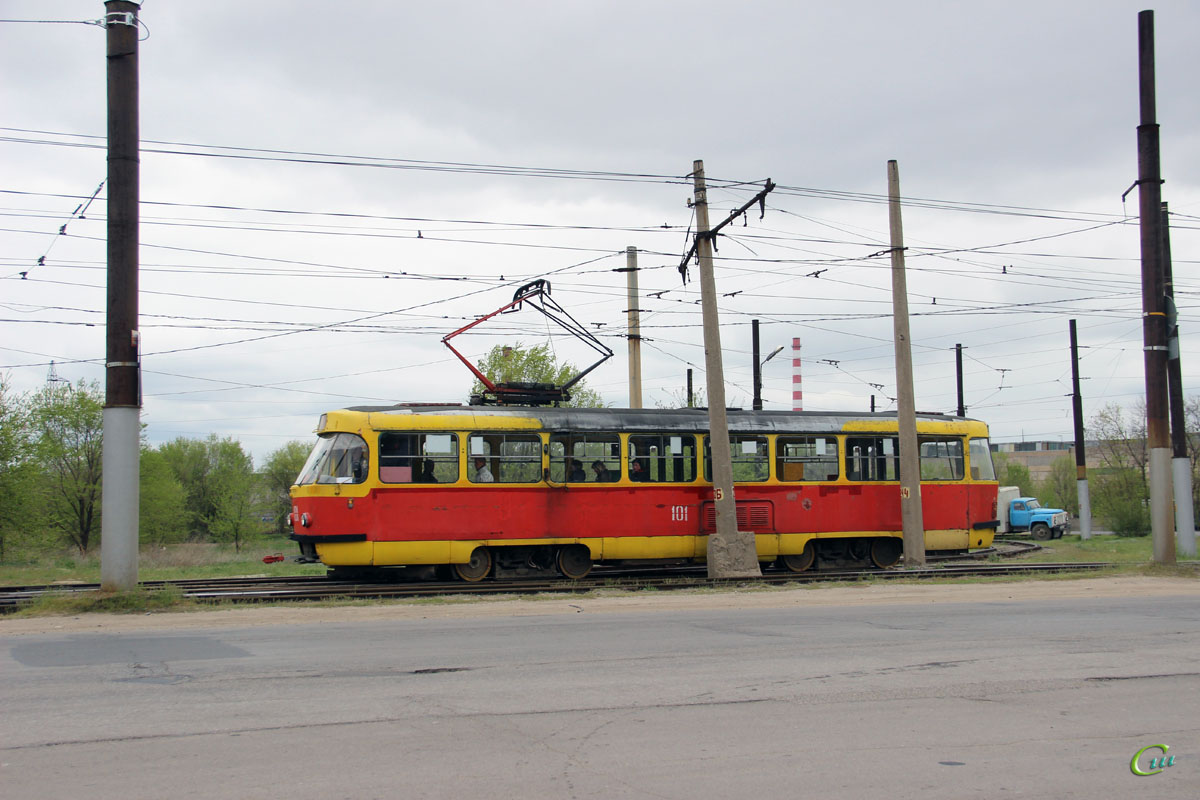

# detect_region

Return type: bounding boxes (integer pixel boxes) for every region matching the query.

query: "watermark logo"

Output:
[1130,744,1176,776]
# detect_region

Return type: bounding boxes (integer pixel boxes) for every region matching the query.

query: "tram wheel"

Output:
[870,537,903,569]
[454,547,493,582]
[556,545,593,580]
[778,541,816,573]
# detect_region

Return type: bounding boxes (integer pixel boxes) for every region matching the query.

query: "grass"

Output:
[10,584,195,617]
[0,539,326,586]
[1010,533,1200,565]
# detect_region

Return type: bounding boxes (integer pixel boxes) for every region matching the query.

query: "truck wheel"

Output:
[1031,522,1052,541]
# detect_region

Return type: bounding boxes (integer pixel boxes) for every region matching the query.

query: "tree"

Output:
[0,375,35,560]
[471,342,606,408]
[139,446,189,546]
[203,437,261,552]
[1088,402,1151,536]
[1090,401,1148,493]
[159,435,263,547]
[1038,456,1079,517]
[992,452,1033,497]
[27,381,104,553]
[1187,396,1200,515]
[655,386,706,409]
[159,436,217,539]
[261,440,311,536]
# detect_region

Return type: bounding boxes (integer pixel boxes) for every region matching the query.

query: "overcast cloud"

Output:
[1,0,1197,462]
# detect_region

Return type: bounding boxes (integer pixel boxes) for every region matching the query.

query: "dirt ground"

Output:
[3,575,1199,636]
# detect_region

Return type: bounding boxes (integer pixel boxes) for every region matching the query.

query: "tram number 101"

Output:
[670,505,689,522]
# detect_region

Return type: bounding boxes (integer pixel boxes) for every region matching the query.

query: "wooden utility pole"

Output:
[1136,10,1173,564]
[1162,203,1196,555]
[886,160,925,567]
[625,246,643,409]
[100,0,141,592]
[752,321,782,412]
[955,344,965,417]
[1069,320,1092,540]
[752,319,762,411]
[692,160,760,578]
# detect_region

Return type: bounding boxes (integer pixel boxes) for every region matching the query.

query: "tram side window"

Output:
[468,433,542,483]
[704,435,769,482]
[549,434,620,482]
[378,432,458,484]
[628,434,696,483]
[296,432,368,485]
[969,437,997,481]
[919,437,964,480]
[777,436,839,481]
[845,436,899,482]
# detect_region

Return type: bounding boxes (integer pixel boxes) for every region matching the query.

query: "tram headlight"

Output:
[301,512,312,528]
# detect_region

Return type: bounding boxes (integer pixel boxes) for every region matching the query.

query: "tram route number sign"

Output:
[671,505,689,522]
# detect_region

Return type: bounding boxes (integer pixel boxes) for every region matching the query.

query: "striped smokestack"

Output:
[792,337,802,411]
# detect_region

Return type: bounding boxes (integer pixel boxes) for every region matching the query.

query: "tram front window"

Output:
[296,432,368,485]
[969,438,997,480]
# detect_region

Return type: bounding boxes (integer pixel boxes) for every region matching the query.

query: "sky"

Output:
[1,0,1198,465]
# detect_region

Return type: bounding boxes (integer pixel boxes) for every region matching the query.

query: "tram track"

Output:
[0,558,1112,611]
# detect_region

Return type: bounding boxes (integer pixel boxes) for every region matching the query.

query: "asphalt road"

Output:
[2,584,1198,799]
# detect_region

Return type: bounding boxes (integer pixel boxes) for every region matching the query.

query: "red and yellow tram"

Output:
[288,405,999,580]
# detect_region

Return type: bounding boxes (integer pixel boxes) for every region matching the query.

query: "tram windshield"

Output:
[296,432,368,485]
[968,437,996,481]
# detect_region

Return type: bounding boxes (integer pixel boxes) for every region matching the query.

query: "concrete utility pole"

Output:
[1069,320,1093,540]
[1161,203,1196,555]
[100,0,141,592]
[886,160,925,567]
[625,246,643,409]
[1135,10,1173,564]
[692,160,760,579]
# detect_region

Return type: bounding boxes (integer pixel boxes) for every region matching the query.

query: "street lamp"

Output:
[753,344,784,411]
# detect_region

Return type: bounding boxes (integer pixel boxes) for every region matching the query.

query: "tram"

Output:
[288,405,1000,580]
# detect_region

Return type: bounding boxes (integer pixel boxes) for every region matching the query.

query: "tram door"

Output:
[546,433,622,541]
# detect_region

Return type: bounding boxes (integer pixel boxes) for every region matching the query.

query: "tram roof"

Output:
[332,405,988,436]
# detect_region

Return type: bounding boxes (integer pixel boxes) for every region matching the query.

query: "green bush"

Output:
[1109,500,1151,537]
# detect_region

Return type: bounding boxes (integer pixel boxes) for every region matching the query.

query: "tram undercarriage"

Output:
[321,534,909,583]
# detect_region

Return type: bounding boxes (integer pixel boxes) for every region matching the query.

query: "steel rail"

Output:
[0,561,1117,610]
